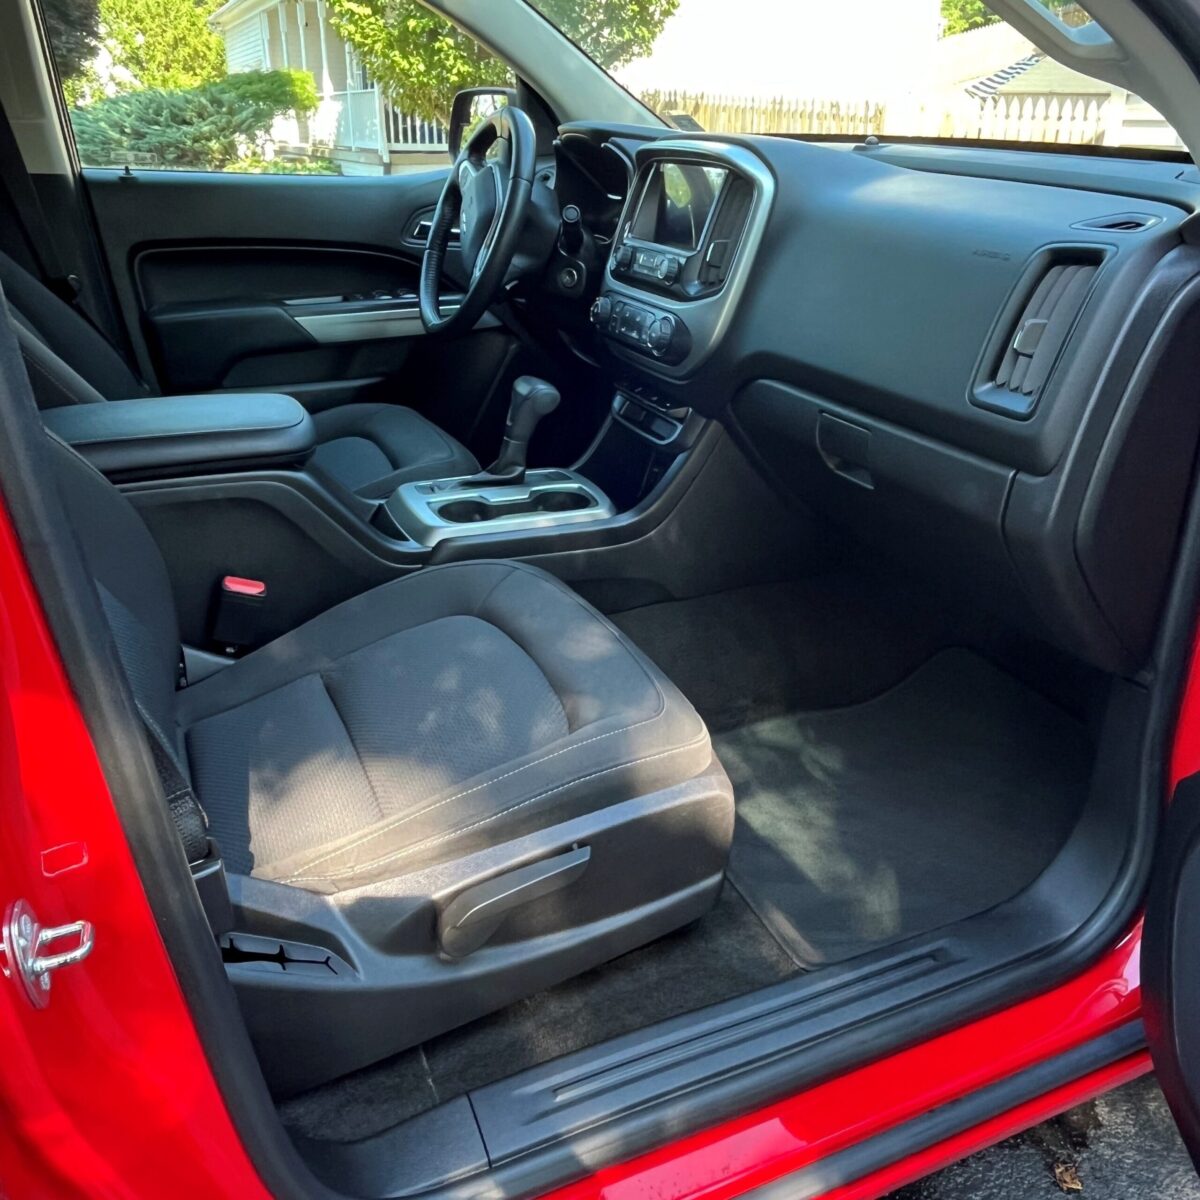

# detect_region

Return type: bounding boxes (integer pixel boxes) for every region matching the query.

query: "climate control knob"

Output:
[590,296,613,328]
[647,314,677,357]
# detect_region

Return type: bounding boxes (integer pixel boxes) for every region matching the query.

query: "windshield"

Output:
[521,0,1183,156]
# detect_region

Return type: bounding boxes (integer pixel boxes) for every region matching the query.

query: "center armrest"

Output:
[43,393,315,481]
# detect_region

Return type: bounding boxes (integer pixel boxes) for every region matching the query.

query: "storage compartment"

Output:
[729,379,1047,645]
[42,392,315,481]
[383,468,616,546]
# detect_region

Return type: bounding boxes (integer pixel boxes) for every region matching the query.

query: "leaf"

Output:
[1054,1161,1083,1192]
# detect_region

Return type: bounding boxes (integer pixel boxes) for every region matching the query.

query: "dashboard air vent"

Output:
[698,177,753,288]
[972,249,1104,419]
[994,262,1096,397]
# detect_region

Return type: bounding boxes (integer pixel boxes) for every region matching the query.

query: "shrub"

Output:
[226,156,342,175]
[71,69,319,170]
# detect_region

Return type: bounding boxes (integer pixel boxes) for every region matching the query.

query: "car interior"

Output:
[2,0,1200,1194]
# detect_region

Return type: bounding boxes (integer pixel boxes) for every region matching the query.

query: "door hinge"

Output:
[1,899,94,1009]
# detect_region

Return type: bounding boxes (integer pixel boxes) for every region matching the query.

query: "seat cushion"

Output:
[178,561,711,892]
[309,403,479,497]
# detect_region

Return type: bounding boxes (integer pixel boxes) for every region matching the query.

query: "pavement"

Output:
[887,1074,1200,1198]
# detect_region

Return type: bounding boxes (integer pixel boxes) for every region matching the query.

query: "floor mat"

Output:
[278,883,797,1143]
[719,649,1092,967]
[611,574,956,733]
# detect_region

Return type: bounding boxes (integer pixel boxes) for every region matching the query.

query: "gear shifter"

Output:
[481,376,561,483]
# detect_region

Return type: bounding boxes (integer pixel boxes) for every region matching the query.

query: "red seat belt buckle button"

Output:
[222,576,267,597]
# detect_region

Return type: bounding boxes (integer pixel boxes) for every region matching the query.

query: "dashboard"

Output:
[549,122,1200,677]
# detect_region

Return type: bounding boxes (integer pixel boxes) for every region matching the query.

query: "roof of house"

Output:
[995,57,1111,94]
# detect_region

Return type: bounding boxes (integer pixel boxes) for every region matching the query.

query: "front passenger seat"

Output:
[46,427,734,1094]
[1,251,479,497]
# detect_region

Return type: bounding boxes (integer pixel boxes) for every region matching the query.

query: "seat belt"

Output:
[134,700,236,937]
[0,101,84,309]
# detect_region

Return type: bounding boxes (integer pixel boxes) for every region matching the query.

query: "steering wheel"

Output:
[420,105,536,335]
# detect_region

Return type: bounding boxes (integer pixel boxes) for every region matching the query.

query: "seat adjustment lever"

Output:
[437,845,591,960]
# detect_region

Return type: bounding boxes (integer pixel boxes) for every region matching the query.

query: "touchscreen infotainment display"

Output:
[629,162,730,251]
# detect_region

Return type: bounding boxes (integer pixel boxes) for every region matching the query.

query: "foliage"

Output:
[326,0,679,124]
[227,155,342,174]
[41,0,101,86]
[63,0,226,104]
[941,0,1075,35]
[71,70,318,169]
[98,0,225,89]
[940,0,999,34]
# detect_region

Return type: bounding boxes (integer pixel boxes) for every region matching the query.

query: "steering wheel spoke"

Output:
[420,106,536,335]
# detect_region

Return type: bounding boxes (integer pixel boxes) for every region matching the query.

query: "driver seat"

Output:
[0,250,480,497]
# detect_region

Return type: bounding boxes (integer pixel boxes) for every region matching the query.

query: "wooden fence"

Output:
[640,89,1108,145]
[640,91,887,136]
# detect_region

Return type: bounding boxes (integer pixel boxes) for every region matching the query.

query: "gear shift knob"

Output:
[487,376,560,481]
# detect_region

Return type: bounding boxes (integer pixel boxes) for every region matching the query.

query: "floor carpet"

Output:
[719,648,1092,966]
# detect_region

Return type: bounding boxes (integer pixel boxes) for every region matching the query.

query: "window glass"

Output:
[42,0,512,174]
[522,0,1183,155]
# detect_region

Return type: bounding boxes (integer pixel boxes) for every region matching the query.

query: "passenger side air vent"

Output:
[697,176,754,289]
[972,249,1105,419]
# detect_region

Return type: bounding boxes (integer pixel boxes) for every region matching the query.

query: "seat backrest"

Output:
[48,432,183,746]
[0,251,148,408]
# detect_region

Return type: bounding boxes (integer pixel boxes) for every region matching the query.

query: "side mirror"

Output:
[448,87,518,159]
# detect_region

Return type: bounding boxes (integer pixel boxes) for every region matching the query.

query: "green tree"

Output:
[940,0,999,35]
[94,0,226,90]
[326,0,679,124]
[62,0,226,102]
[40,0,102,84]
[941,0,1077,36]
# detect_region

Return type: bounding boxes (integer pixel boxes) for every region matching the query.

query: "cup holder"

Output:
[436,490,594,524]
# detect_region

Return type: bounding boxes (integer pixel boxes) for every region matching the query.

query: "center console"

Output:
[590,141,775,380]
[376,469,615,547]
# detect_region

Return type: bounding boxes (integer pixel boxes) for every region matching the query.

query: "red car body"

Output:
[0,479,1177,1199]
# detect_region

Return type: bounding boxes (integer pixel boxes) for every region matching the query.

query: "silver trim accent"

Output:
[601,140,776,378]
[385,468,615,547]
[294,304,500,343]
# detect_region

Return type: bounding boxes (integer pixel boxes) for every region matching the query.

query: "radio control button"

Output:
[648,315,676,357]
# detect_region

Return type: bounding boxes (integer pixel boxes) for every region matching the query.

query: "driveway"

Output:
[888,1074,1200,1198]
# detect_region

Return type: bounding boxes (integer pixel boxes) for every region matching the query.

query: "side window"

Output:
[40,0,513,176]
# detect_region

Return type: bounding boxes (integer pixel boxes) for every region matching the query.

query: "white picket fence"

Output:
[940,93,1106,143]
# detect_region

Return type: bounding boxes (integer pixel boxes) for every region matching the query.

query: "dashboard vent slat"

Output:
[993,262,1097,398]
[698,177,753,287]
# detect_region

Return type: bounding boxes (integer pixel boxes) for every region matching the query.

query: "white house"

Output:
[209,0,448,173]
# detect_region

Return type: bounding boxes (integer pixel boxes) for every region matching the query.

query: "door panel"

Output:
[81,169,514,450]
